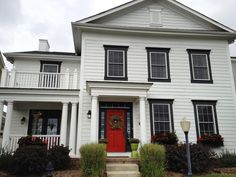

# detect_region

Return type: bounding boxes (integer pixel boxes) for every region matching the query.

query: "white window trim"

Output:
[149,52,168,79]
[42,64,59,73]
[196,104,216,135]
[191,54,210,80]
[107,49,125,78]
[152,103,172,134]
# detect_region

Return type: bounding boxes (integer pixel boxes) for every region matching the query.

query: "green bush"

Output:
[218,150,236,167]
[166,144,215,173]
[11,145,47,175]
[47,145,71,170]
[80,143,106,177]
[0,148,13,171]
[140,144,166,177]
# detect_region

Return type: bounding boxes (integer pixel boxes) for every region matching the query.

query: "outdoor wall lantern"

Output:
[180,117,192,177]
[21,117,26,125]
[87,110,91,119]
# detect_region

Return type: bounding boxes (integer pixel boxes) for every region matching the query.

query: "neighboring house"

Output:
[1,0,236,157]
[231,57,236,88]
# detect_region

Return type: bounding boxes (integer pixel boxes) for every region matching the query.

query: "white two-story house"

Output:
[1,0,236,157]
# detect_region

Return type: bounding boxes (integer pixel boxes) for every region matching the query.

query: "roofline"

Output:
[4,52,80,64]
[75,0,236,33]
[72,22,236,54]
[231,56,236,59]
[77,0,143,23]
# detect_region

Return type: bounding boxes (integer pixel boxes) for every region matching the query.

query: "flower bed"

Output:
[151,132,178,145]
[197,134,224,148]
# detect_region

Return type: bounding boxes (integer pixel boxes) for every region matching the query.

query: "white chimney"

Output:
[38,39,50,52]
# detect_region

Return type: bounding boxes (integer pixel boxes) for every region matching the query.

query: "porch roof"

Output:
[86,80,153,97]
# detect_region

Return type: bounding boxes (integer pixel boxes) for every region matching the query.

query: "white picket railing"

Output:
[0,69,79,89]
[9,135,60,152]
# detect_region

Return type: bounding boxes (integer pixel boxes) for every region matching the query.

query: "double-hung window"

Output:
[187,49,213,83]
[192,100,219,137]
[146,47,171,82]
[104,45,128,80]
[149,99,174,135]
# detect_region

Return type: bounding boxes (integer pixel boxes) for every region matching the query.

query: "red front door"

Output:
[106,109,126,152]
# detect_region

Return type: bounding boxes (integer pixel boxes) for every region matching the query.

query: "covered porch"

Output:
[0,88,79,155]
[85,81,153,156]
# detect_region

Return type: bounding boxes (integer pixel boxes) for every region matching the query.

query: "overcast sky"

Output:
[0,0,236,68]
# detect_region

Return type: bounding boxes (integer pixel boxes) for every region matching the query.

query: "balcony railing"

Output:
[9,135,60,152]
[0,69,79,89]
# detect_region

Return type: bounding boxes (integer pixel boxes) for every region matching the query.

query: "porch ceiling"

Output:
[86,80,153,97]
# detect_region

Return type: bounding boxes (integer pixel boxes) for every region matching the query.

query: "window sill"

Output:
[148,78,171,82]
[104,77,128,81]
[191,80,213,84]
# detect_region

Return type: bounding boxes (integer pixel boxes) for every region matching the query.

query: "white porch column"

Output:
[90,96,98,142]
[2,101,13,148]
[60,102,69,146]
[139,97,147,144]
[69,102,77,156]
[0,101,4,134]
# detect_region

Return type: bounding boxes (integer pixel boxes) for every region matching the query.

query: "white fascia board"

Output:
[86,80,153,96]
[74,23,236,38]
[77,0,145,23]
[167,0,236,33]
[4,52,81,64]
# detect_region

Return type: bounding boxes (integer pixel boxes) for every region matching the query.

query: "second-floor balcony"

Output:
[0,69,79,89]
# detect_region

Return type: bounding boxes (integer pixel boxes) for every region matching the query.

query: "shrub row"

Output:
[0,136,71,175]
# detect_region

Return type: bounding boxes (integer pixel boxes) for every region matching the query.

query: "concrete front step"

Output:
[106,171,141,177]
[106,158,139,164]
[106,163,139,172]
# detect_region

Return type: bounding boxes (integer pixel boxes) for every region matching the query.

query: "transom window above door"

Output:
[104,45,128,80]
[149,99,174,135]
[187,49,213,83]
[146,47,171,82]
[40,61,62,73]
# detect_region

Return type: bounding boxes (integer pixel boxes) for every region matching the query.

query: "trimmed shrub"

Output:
[140,144,166,177]
[11,145,47,175]
[218,150,236,167]
[0,148,13,171]
[80,143,106,177]
[151,132,178,145]
[166,144,215,173]
[47,145,71,170]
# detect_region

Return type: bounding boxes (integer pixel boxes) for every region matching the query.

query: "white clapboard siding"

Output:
[79,32,236,150]
[92,1,218,31]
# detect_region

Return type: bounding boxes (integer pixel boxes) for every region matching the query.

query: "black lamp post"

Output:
[180,118,192,177]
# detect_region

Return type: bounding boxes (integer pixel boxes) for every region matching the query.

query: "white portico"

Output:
[86,81,152,151]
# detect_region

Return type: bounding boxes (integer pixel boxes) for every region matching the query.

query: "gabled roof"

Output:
[12,51,76,56]
[76,0,235,33]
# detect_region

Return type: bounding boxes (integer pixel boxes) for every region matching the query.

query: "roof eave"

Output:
[4,52,81,64]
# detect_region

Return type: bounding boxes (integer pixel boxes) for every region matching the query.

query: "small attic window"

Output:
[149,8,162,26]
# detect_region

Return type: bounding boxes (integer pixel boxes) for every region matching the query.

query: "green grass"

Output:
[198,173,236,177]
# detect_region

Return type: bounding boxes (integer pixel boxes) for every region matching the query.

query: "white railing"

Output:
[0,69,79,89]
[9,135,60,152]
